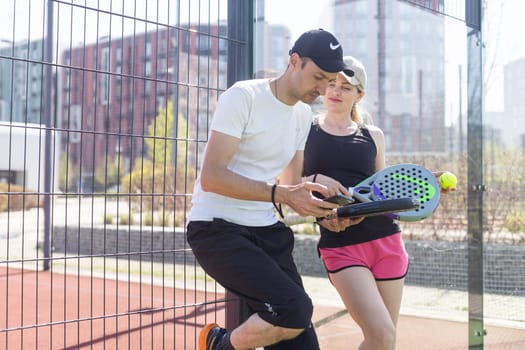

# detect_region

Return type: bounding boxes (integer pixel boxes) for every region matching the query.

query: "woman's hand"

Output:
[310,173,350,197]
[317,215,365,232]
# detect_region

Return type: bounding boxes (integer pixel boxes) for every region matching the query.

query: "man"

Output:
[187,29,351,350]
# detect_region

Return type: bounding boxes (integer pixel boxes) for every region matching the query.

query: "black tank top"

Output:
[303,122,400,247]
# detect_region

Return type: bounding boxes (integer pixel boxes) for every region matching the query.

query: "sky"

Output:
[263,0,333,41]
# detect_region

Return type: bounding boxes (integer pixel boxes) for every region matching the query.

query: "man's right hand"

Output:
[274,182,339,219]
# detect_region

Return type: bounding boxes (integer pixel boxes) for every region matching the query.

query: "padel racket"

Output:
[282,163,440,225]
[282,197,420,226]
[351,163,440,221]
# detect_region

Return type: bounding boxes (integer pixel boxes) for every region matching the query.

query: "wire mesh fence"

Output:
[1,0,231,349]
[0,0,524,349]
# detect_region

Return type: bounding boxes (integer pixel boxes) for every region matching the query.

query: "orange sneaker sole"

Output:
[199,323,219,350]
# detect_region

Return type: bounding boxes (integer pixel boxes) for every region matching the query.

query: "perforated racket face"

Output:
[368,164,440,221]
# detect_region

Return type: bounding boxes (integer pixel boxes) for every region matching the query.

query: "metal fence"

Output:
[1,0,245,349]
[1,1,524,349]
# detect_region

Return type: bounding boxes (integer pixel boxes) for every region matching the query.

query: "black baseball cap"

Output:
[289,28,350,73]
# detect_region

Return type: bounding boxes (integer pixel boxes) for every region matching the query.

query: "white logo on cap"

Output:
[329,42,341,50]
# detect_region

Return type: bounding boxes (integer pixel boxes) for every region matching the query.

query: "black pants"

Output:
[187,218,320,350]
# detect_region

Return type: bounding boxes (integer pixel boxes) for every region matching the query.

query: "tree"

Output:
[93,155,123,191]
[58,152,78,192]
[121,100,196,227]
[146,100,173,170]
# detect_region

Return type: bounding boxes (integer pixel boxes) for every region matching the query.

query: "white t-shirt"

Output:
[188,78,313,226]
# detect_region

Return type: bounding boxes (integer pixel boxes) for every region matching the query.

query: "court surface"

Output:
[1,266,524,349]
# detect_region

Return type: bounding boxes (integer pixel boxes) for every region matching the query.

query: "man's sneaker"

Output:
[199,323,228,350]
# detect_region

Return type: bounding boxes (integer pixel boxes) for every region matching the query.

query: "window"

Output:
[100,47,110,105]
[401,56,416,96]
[0,100,5,120]
[69,105,81,143]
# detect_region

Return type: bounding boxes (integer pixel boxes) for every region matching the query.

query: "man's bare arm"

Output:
[200,131,336,217]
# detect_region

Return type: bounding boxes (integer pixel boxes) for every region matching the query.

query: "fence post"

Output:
[42,0,54,271]
[225,0,255,331]
[466,0,485,348]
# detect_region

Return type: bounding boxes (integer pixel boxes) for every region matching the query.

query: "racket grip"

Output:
[282,215,317,226]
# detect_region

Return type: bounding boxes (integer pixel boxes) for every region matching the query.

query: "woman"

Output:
[303,56,406,350]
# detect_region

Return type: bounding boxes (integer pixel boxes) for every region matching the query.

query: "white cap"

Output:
[340,56,367,92]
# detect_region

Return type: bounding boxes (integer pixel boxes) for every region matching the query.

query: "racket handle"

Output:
[282,214,317,226]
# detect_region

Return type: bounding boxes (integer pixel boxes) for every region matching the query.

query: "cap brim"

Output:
[340,70,356,84]
[349,76,361,87]
[342,68,355,78]
[311,59,348,73]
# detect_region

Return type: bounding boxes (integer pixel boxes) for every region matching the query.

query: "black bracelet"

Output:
[312,174,318,183]
[271,184,284,219]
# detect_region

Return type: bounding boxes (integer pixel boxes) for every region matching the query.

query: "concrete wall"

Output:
[53,226,525,296]
[292,235,525,296]
[53,225,195,265]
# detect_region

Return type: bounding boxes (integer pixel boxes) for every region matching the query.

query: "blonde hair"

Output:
[351,103,363,124]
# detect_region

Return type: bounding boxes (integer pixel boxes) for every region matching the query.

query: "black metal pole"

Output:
[466,0,485,348]
[42,0,54,271]
[225,0,254,331]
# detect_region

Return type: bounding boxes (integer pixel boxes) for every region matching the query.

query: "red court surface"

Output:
[2,267,524,349]
[0,267,225,350]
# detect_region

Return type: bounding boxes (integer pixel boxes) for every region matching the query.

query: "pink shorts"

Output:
[319,233,409,280]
